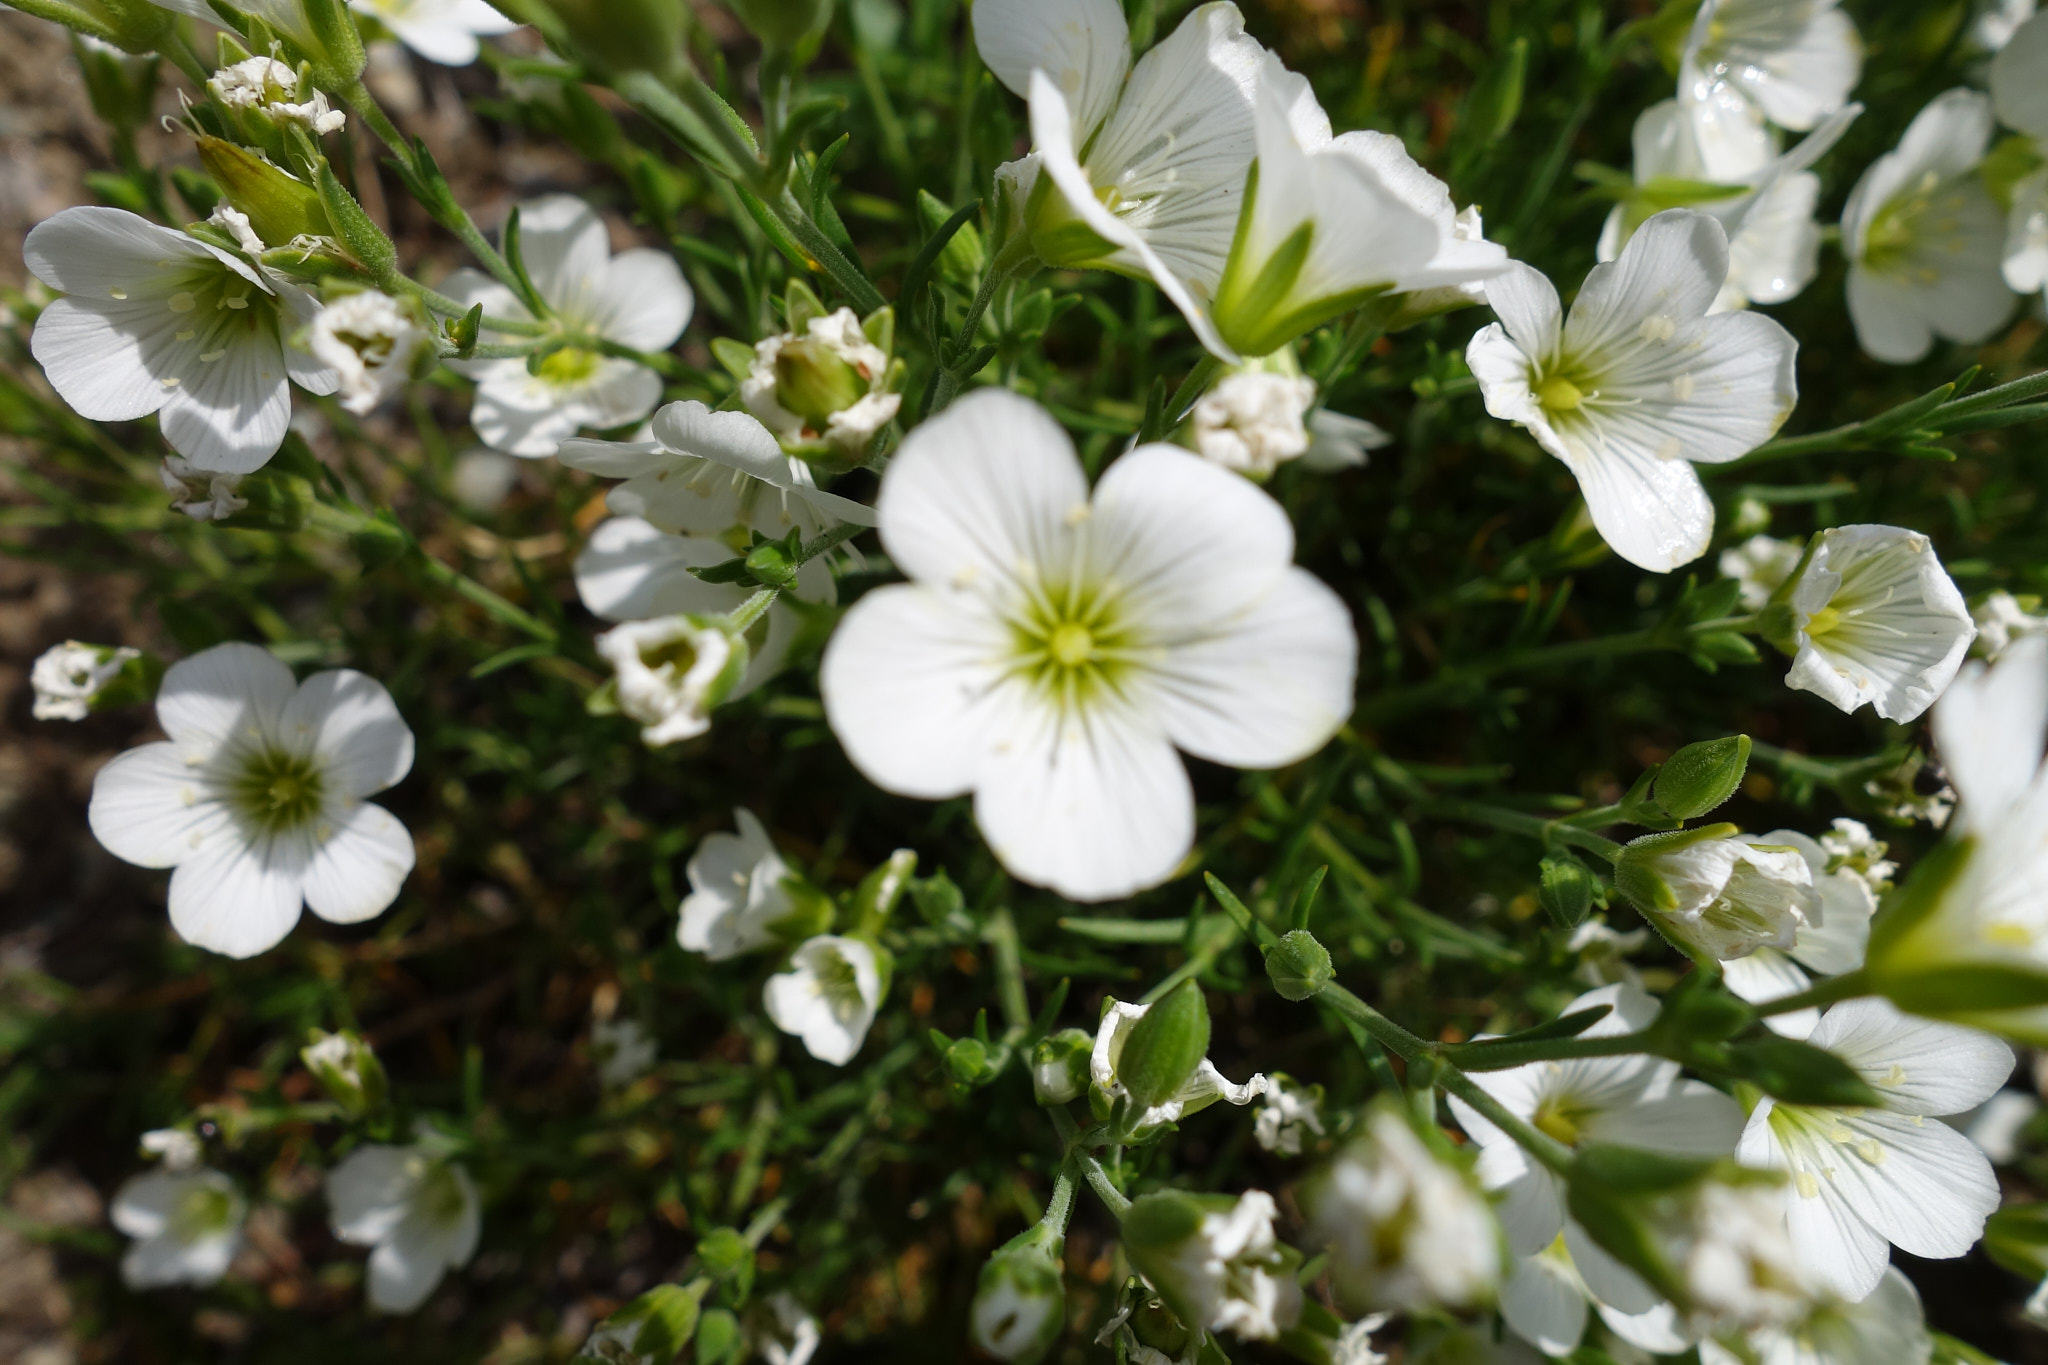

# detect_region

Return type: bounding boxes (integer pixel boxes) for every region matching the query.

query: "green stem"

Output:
[1426,798,1625,862]
[726,587,780,635]
[796,521,864,565]
[985,908,1031,1034]
[1752,968,1871,1018]
[928,237,1037,413]
[1074,1150,1132,1219]
[1444,1028,1661,1072]
[413,553,557,642]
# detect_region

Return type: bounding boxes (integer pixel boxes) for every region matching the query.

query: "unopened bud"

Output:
[728,0,833,48]
[578,1282,707,1364]
[1538,853,1598,929]
[300,1028,387,1117]
[193,135,332,250]
[1654,735,1752,820]
[970,1240,1064,1363]
[1117,981,1209,1112]
[1031,1028,1092,1105]
[534,0,688,79]
[1263,929,1334,1001]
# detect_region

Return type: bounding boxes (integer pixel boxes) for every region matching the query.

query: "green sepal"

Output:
[1118,980,1209,1111]
[313,157,397,283]
[1653,735,1751,820]
[1721,1036,1882,1107]
[1537,853,1600,928]
[193,135,333,247]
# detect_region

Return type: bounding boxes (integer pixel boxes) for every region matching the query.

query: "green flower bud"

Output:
[945,1035,992,1084]
[727,0,834,48]
[1030,1028,1092,1105]
[217,466,316,533]
[1537,853,1599,929]
[970,1241,1065,1363]
[1117,980,1210,1113]
[1262,929,1334,1001]
[300,1028,387,1117]
[692,1308,743,1365]
[73,34,159,130]
[1722,1037,1882,1107]
[1653,735,1752,820]
[847,848,916,938]
[579,1282,708,1364]
[695,1225,755,1297]
[193,135,333,249]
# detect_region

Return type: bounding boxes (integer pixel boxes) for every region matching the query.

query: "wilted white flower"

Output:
[1698,1266,1932,1365]
[112,1166,245,1289]
[31,640,140,721]
[1123,1189,1303,1340]
[1840,88,2012,364]
[160,455,249,520]
[139,1128,202,1172]
[349,0,519,66]
[1190,371,1316,476]
[1616,829,1818,960]
[327,1143,481,1313]
[87,643,416,959]
[741,307,899,457]
[207,56,346,133]
[756,1292,821,1365]
[1252,1077,1324,1156]
[592,1017,656,1086]
[308,289,427,415]
[1719,829,1877,1039]
[559,400,876,540]
[821,389,1355,902]
[25,206,339,472]
[1302,409,1391,471]
[1769,524,1975,723]
[1818,817,1895,894]
[1655,1178,1813,1333]
[444,195,692,457]
[594,614,745,748]
[1330,1316,1390,1365]
[1466,209,1797,573]
[763,935,884,1066]
[1719,534,1803,610]
[1974,589,2048,661]
[1090,998,1267,1133]
[677,808,796,960]
[1738,998,2010,1301]
[1309,1104,1503,1311]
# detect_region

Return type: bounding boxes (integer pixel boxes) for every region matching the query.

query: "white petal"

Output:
[1756,1127,1894,1301]
[1723,948,1818,1039]
[1563,1218,1661,1316]
[1595,1299,1692,1355]
[589,248,693,350]
[167,832,307,959]
[22,205,212,296]
[1569,431,1716,573]
[556,436,669,479]
[1564,210,1727,357]
[1808,997,2014,1115]
[1481,262,1564,361]
[577,358,665,430]
[368,1226,451,1313]
[327,1145,418,1245]
[470,365,586,457]
[508,194,612,317]
[971,0,1129,144]
[574,517,740,621]
[1728,171,1823,305]
[1816,1108,2002,1263]
[438,267,528,328]
[874,388,1090,592]
[1994,12,2048,140]
[285,668,415,797]
[1493,1166,1568,1258]
[1089,442,1295,628]
[822,584,1011,801]
[1499,1253,1587,1356]
[650,400,794,486]
[1591,308,1798,466]
[155,335,294,474]
[1935,635,2048,818]
[157,642,297,754]
[975,690,1195,902]
[1584,1080,1745,1157]
[301,802,414,925]
[28,299,163,422]
[1846,265,1936,365]
[89,742,230,869]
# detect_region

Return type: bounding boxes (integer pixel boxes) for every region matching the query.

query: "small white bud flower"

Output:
[1616,829,1819,961]
[1190,371,1317,477]
[1973,590,2048,661]
[1816,817,1895,895]
[1718,534,1803,611]
[160,456,249,521]
[592,1017,657,1086]
[208,57,348,134]
[139,1128,202,1172]
[741,308,899,457]
[596,615,746,747]
[308,290,427,416]
[31,640,141,721]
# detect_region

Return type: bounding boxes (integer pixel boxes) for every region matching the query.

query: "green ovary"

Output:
[230,747,326,834]
[175,1183,236,1237]
[537,346,603,386]
[1008,582,1137,705]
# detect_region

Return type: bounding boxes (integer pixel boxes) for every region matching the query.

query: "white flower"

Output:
[207,56,346,133]
[1448,984,1742,1327]
[1568,918,1650,989]
[763,935,884,1066]
[1617,830,1818,960]
[1190,371,1316,476]
[327,1143,481,1313]
[1309,1104,1502,1311]
[1206,67,1505,357]
[139,1128,202,1172]
[1252,1077,1323,1156]
[87,643,416,959]
[678,808,795,960]
[1738,998,2011,1300]
[572,518,826,699]
[160,455,248,520]
[1773,524,1976,723]
[111,1167,244,1290]
[308,289,427,415]
[349,0,519,65]
[1330,1316,1389,1365]
[1656,1178,1813,1333]
[1303,409,1391,471]
[756,1292,821,1365]
[1132,1190,1303,1340]
[444,195,692,457]
[1841,88,2012,364]
[1680,0,1862,140]
[1498,1236,1692,1358]
[1974,589,2048,661]
[973,0,1281,356]
[594,614,744,747]
[591,1017,656,1086]
[741,307,900,457]
[1818,817,1896,895]
[1699,1265,1932,1365]
[1090,997,1267,1133]
[1982,0,2040,50]
[1720,829,1877,1038]
[1719,534,1804,611]
[559,400,877,539]
[1466,209,1797,573]
[820,388,1356,901]
[31,640,140,721]
[24,206,339,473]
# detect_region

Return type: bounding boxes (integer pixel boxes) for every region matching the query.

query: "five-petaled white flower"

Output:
[308,289,428,415]
[1737,997,2011,1301]
[1680,0,1862,155]
[25,205,339,473]
[349,0,519,66]
[763,934,885,1066]
[1698,1265,1932,1365]
[112,1165,245,1290]
[87,642,416,959]
[820,388,1356,902]
[1091,997,1267,1134]
[1718,828,1878,1039]
[973,0,1282,356]
[677,808,797,960]
[1840,88,2013,364]
[444,195,692,457]
[1768,524,1976,723]
[1449,984,1744,1331]
[560,400,877,540]
[31,640,141,721]
[327,1142,482,1313]
[1466,209,1797,573]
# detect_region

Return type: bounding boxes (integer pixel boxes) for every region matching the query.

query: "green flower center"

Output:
[1802,605,1843,637]
[640,636,701,678]
[537,346,602,386]
[1007,579,1139,707]
[230,747,326,834]
[174,1183,236,1239]
[1536,376,1586,414]
[1532,1096,1592,1146]
[417,1161,469,1227]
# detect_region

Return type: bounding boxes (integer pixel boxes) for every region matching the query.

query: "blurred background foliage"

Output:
[1,0,2044,1359]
